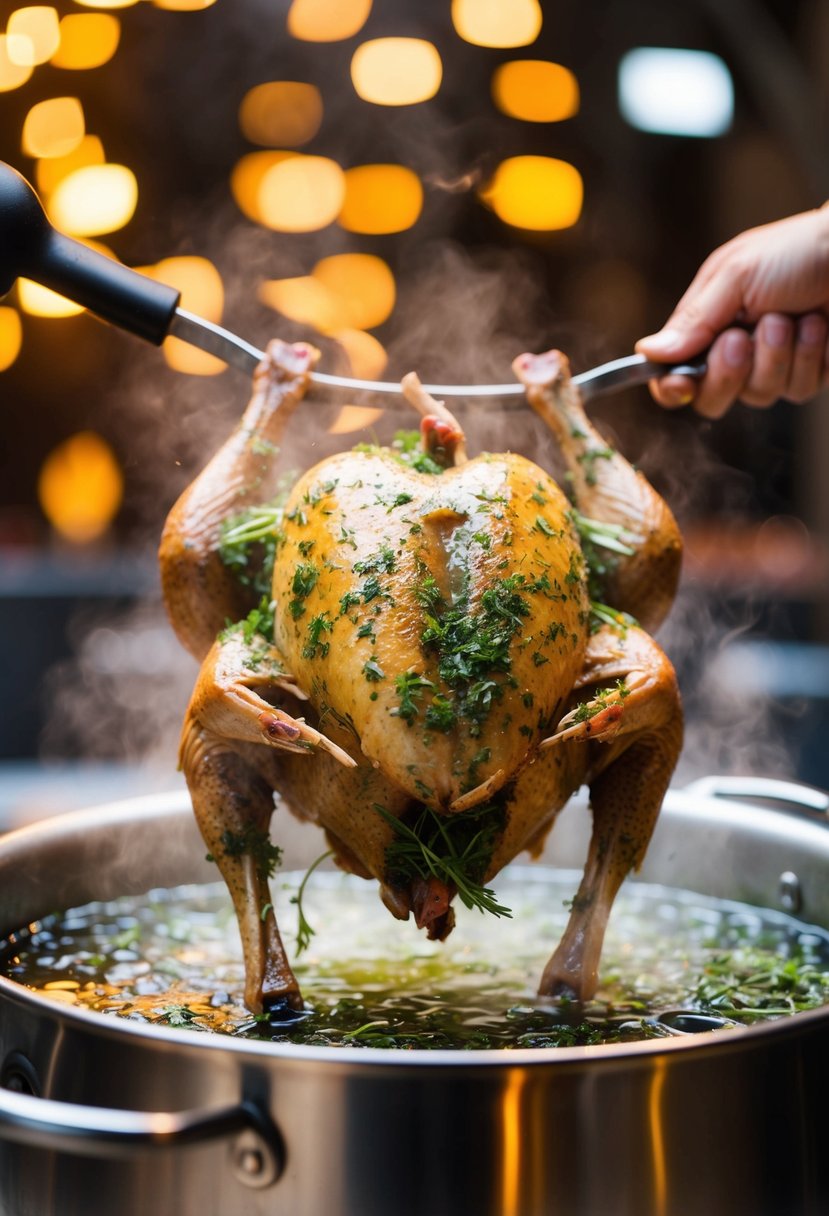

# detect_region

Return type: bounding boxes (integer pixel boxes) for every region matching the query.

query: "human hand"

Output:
[636,207,829,417]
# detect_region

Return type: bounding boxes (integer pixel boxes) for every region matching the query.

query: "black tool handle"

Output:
[0,161,179,345]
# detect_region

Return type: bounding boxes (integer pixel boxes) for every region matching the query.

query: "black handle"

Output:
[0,161,180,346]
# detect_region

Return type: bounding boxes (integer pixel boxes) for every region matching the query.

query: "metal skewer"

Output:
[1,161,706,402]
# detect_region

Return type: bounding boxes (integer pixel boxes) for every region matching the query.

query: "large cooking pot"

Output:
[0,776,828,1216]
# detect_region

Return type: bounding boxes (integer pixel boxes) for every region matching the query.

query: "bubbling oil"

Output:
[2,867,829,1049]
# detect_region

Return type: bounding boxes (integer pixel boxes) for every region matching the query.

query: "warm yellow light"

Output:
[451,0,541,48]
[332,329,388,380]
[36,135,105,195]
[328,402,384,435]
[314,254,395,329]
[48,164,137,236]
[257,156,345,233]
[0,35,34,90]
[144,256,226,375]
[38,431,123,544]
[22,97,85,160]
[287,0,371,42]
[230,151,296,223]
[339,164,423,234]
[482,155,583,231]
[51,14,120,69]
[7,7,60,65]
[258,276,337,331]
[259,255,395,333]
[151,0,217,8]
[73,0,138,9]
[492,60,579,122]
[239,81,323,147]
[351,38,442,106]
[0,308,23,372]
[18,279,85,317]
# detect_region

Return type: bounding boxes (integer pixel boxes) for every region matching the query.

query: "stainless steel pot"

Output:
[1,776,828,1216]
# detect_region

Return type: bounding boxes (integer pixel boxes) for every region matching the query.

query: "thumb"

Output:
[636,273,746,361]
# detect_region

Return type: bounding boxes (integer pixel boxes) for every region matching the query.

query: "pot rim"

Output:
[2,786,829,1071]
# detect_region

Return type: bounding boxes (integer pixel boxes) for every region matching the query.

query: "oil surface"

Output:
[2,867,829,1049]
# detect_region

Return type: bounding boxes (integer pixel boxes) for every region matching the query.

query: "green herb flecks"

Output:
[219,595,275,647]
[392,671,434,724]
[374,802,511,919]
[289,561,319,620]
[219,482,293,600]
[576,446,615,487]
[213,826,283,883]
[362,656,385,682]
[570,679,630,724]
[302,612,334,660]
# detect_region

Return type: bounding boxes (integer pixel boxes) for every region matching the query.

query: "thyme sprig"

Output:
[374,803,512,919]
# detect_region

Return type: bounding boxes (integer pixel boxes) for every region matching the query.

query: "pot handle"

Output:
[0,1082,282,1184]
[682,775,829,816]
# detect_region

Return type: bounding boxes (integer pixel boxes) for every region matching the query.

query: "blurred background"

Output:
[1,0,829,829]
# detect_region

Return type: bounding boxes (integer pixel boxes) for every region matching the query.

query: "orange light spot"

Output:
[332,328,388,379]
[143,257,225,375]
[257,156,345,233]
[0,35,34,90]
[259,255,395,333]
[482,155,583,231]
[7,7,60,65]
[351,38,442,106]
[18,280,85,317]
[287,0,371,42]
[22,97,85,159]
[38,431,124,544]
[339,164,423,234]
[451,0,541,48]
[51,14,120,69]
[36,134,105,195]
[0,308,23,371]
[492,60,579,122]
[230,151,295,224]
[239,81,323,147]
[328,402,385,435]
[48,163,137,236]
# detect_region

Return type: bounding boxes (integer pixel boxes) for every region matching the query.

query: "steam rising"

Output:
[39,194,796,797]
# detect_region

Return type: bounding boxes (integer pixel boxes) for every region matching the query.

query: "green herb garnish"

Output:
[374,802,511,919]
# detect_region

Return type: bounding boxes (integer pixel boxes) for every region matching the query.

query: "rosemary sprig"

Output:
[290,850,334,955]
[374,803,512,919]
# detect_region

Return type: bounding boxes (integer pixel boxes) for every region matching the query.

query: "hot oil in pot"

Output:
[2,867,828,1049]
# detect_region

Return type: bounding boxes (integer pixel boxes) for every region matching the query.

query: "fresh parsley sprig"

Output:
[374,803,512,919]
[291,850,334,955]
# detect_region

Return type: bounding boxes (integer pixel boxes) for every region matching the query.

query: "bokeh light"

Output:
[35,134,105,195]
[151,0,218,9]
[451,0,542,49]
[328,402,385,435]
[287,0,372,43]
[0,308,23,371]
[51,14,120,70]
[260,254,395,333]
[239,81,323,147]
[38,430,124,544]
[351,38,442,106]
[482,155,583,231]
[230,151,293,223]
[48,163,137,236]
[492,60,579,122]
[73,0,138,10]
[22,97,85,159]
[313,254,395,329]
[0,35,34,90]
[142,256,225,375]
[18,279,85,317]
[339,164,423,234]
[7,7,60,66]
[257,155,345,232]
[332,329,388,379]
[618,48,734,137]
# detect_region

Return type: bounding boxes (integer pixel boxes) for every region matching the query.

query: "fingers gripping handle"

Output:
[0,161,179,345]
